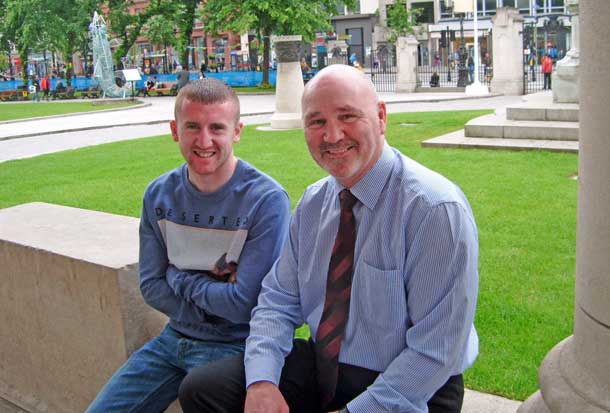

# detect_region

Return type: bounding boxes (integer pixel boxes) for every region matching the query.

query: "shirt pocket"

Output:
[354,261,407,332]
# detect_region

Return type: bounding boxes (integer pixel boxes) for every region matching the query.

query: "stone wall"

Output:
[0,203,167,413]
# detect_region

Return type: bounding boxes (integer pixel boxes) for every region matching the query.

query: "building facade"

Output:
[375,0,571,66]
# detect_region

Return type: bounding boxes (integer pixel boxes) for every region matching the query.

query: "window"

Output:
[336,1,360,15]
[503,0,530,12]
[550,0,565,13]
[440,0,453,19]
[483,0,497,15]
[412,2,434,24]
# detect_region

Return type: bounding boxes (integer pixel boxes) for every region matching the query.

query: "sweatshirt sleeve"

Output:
[165,189,291,324]
[138,203,207,324]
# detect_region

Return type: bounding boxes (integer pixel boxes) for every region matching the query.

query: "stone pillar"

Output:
[553,0,580,103]
[270,35,304,130]
[395,36,418,93]
[490,7,524,95]
[518,1,610,412]
[0,203,167,413]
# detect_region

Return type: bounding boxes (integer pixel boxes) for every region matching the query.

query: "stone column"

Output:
[395,36,418,93]
[553,0,580,103]
[270,35,304,130]
[490,7,524,95]
[518,1,610,412]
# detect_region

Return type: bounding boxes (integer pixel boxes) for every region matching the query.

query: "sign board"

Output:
[122,69,141,81]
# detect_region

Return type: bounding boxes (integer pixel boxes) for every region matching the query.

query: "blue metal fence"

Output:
[0,71,279,92]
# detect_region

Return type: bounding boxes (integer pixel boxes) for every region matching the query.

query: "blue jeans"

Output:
[87,325,244,413]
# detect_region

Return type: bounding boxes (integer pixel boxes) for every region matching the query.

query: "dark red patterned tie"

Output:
[315,189,358,409]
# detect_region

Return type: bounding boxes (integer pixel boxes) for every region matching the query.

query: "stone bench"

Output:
[0,203,168,413]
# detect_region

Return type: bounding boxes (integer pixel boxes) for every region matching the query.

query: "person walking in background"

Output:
[349,52,357,66]
[30,76,41,102]
[40,75,51,100]
[179,64,479,413]
[542,54,553,90]
[86,79,291,413]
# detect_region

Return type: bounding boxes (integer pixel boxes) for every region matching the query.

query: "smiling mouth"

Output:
[194,150,215,158]
[323,144,354,158]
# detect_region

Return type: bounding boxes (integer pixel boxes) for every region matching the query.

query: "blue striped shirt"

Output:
[246,143,479,412]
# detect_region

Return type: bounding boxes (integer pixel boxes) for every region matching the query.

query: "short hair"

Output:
[174,78,240,123]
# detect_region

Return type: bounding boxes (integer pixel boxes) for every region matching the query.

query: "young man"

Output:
[179,65,479,413]
[87,79,291,413]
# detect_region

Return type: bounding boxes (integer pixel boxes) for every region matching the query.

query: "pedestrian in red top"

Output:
[40,75,51,100]
[541,54,553,90]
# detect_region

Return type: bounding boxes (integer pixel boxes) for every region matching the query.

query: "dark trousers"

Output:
[179,339,464,413]
[544,73,552,90]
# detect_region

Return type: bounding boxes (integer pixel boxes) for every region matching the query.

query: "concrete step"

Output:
[506,104,579,122]
[422,129,578,153]
[465,113,579,141]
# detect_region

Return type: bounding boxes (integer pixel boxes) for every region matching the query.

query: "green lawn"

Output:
[0,101,140,122]
[233,86,275,94]
[0,110,578,401]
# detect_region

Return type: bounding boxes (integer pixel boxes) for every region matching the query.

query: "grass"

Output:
[0,110,578,401]
[233,86,276,94]
[0,100,140,122]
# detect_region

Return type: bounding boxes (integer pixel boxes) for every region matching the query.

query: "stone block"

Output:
[0,203,167,413]
[507,107,547,121]
[503,123,579,141]
[465,123,504,138]
[546,107,579,122]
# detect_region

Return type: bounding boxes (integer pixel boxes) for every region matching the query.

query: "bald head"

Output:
[302,64,378,110]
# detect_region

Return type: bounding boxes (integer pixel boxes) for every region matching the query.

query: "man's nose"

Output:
[323,121,344,143]
[196,130,212,146]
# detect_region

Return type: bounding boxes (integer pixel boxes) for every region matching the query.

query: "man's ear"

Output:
[378,101,387,135]
[170,120,179,142]
[233,122,244,143]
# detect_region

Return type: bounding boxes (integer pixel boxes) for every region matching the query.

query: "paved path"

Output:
[0,93,524,163]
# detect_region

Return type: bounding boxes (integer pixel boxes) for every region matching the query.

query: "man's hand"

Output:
[245,381,288,413]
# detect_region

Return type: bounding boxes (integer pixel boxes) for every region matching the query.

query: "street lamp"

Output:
[463,0,489,95]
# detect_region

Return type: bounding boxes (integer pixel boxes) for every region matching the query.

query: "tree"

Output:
[384,0,421,44]
[50,0,101,85]
[103,0,170,68]
[174,0,200,70]
[1,0,101,84]
[199,0,354,86]
[2,0,48,79]
[145,14,177,73]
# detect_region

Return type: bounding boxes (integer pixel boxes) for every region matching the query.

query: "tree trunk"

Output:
[262,29,270,86]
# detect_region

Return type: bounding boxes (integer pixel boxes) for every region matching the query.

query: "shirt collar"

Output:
[331,142,395,210]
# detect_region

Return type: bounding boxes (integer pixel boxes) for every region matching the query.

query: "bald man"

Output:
[179,65,479,413]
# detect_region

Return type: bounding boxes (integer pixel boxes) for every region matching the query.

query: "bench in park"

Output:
[0,89,18,101]
[81,85,102,99]
[53,86,76,100]
[153,82,178,96]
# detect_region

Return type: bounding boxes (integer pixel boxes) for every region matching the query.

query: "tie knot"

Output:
[339,189,357,211]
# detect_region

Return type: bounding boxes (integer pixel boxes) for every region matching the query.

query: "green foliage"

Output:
[173,0,199,69]
[385,0,421,43]
[0,110,578,400]
[1,0,100,83]
[105,0,156,67]
[199,0,355,84]
[0,53,9,71]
